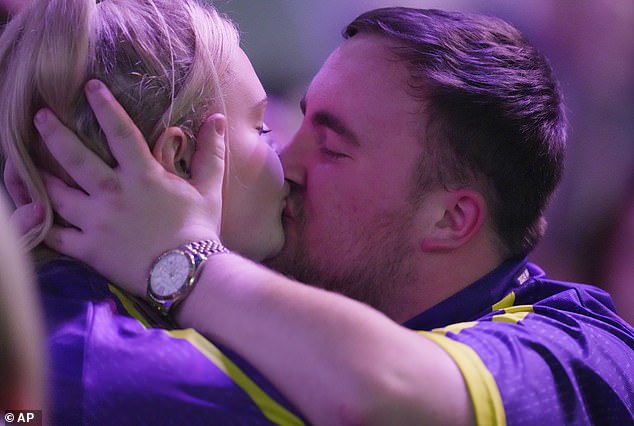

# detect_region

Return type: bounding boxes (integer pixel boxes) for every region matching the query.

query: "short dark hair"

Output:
[344,7,567,258]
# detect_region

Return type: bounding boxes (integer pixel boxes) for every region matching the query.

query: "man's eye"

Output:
[319,146,348,159]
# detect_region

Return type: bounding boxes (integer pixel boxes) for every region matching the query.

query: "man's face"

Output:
[265,35,427,314]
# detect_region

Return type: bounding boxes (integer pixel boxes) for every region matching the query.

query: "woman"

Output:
[0,0,303,424]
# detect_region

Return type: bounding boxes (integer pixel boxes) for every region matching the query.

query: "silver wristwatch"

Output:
[147,240,229,315]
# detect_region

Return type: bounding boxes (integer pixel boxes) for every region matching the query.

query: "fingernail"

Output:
[213,117,225,138]
[34,109,48,127]
[86,79,102,93]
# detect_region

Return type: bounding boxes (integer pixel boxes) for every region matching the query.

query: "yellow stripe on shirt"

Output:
[109,284,305,426]
[108,284,152,328]
[168,328,305,426]
[420,296,535,425]
[492,305,534,324]
[491,291,534,324]
[432,321,478,335]
[420,331,506,426]
[492,292,516,311]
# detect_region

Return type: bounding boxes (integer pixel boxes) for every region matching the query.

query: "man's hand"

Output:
[36,80,226,296]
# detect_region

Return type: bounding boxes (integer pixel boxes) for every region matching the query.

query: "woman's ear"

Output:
[419,189,487,252]
[152,127,194,179]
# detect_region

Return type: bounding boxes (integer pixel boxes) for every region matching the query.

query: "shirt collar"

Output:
[402,257,529,330]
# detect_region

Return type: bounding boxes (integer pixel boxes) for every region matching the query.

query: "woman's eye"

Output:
[257,124,272,136]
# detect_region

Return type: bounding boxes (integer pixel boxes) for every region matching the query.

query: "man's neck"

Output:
[385,242,503,324]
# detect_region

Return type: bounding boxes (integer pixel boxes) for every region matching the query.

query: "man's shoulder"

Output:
[467,264,634,364]
[515,263,630,328]
[422,263,634,425]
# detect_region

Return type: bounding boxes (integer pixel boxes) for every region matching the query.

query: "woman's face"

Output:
[220,48,287,261]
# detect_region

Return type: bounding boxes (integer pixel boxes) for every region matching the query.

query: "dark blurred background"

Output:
[215,0,634,323]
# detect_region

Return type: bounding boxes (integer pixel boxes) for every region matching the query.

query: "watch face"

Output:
[149,251,193,298]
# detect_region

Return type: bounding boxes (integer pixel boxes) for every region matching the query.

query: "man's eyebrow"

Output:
[299,94,360,147]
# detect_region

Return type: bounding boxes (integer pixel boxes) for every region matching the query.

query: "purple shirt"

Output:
[405,259,634,425]
[39,259,306,426]
[39,257,633,425]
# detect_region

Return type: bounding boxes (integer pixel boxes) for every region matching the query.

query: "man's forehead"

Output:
[305,36,414,113]
[301,38,425,152]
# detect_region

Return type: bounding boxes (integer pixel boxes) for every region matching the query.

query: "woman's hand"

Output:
[35,80,226,296]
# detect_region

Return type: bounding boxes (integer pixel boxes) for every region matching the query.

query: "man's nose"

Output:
[278,130,308,187]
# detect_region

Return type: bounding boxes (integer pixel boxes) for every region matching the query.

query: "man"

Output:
[14,7,634,425]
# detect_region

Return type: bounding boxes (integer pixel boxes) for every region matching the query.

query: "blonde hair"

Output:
[0,0,239,249]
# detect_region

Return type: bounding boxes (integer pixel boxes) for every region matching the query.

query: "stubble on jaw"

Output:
[264,198,419,316]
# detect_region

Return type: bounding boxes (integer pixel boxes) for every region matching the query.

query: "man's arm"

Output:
[35,81,475,426]
[179,253,474,425]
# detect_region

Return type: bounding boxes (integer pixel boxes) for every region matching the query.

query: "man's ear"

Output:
[152,127,194,179]
[419,189,487,252]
